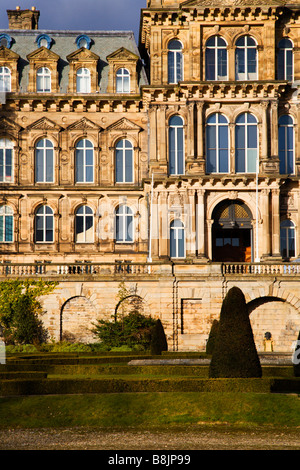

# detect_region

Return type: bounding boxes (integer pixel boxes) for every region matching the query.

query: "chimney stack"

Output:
[7,6,40,30]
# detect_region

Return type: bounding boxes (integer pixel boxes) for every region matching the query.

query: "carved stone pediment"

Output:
[26,117,62,131]
[0,46,19,61]
[0,116,22,132]
[67,47,99,63]
[26,46,60,62]
[106,47,139,62]
[67,117,101,131]
[106,117,142,132]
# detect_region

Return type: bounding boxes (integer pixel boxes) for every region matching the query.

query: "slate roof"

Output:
[0,28,148,93]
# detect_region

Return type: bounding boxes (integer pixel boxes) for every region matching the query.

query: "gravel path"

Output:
[1,425,300,450]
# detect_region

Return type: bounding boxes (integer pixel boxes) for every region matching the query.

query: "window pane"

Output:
[168,51,175,83]
[206,48,215,80]
[5,215,13,242]
[36,148,44,182]
[218,48,227,79]
[76,149,84,182]
[125,149,133,182]
[116,148,123,182]
[247,149,257,172]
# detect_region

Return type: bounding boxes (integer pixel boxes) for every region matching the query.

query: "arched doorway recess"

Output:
[212,199,253,262]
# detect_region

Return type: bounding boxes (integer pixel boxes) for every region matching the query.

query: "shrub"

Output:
[206,319,219,355]
[209,286,262,378]
[150,319,168,355]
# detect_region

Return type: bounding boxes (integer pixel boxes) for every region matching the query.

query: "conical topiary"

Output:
[150,319,168,355]
[206,319,219,355]
[209,286,262,378]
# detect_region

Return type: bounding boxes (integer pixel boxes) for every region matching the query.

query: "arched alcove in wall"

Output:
[60,295,97,343]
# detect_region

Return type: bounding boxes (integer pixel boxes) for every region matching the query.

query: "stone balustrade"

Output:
[0,261,300,278]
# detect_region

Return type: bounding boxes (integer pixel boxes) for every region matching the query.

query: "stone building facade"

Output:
[0,3,300,352]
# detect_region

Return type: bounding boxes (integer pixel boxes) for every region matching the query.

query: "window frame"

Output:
[168,115,185,176]
[35,138,54,183]
[278,114,294,175]
[206,113,229,173]
[75,138,94,184]
[76,67,91,93]
[115,139,134,183]
[0,138,13,183]
[170,219,185,259]
[235,35,258,81]
[235,112,258,174]
[280,219,295,259]
[36,66,51,92]
[116,68,130,93]
[278,38,293,81]
[0,205,13,243]
[115,205,134,243]
[75,205,94,243]
[0,66,11,92]
[35,205,54,243]
[205,36,228,81]
[168,39,183,84]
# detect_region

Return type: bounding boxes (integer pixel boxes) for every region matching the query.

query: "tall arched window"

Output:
[278,115,294,175]
[169,115,184,175]
[116,139,133,183]
[75,205,94,243]
[170,219,185,258]
[206,113,229,173]
[36,67,51,92]
[168,39,183,84]
[116,68,130,93]
[115,205,134,243]
[35,138,54,183]
[0,205,13,242]
[0,67,11,92]
[76,67,91,93]
[205,36,227,81]
[235,113,258,173]
[0,138,13,182]
[280,220,295,259]
[75,139,94,183]
[35,205,54,243]
[278,38,293,81]
[235,36,258,80]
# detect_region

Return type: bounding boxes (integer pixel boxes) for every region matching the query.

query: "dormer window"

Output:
[36,67,51,92]
[0,67,11,92]
[0,34,12,49]
[116,68,130,93]
[36,34,52,49]
[76,35,92,50]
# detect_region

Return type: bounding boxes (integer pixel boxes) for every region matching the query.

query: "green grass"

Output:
[0,392,300,429]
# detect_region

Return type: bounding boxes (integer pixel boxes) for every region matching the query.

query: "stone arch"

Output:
[60,295,97,343]
[114,294,150,320]
[247,291,300,352]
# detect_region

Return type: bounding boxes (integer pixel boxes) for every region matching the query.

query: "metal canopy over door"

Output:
[212,199,253,262]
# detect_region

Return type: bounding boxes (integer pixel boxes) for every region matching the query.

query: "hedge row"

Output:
[1,377,299,396]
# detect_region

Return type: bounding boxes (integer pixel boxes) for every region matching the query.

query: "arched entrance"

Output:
[212,199,253,262]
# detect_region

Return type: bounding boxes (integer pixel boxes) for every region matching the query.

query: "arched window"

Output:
[115,205,134,243]
[35,138,54,183]
[278,38,293,81]
[280,220,295,259]
[0,205,13,242]
[278,115,294,174]
[170,219,185,258]
[76,67,91,93]
[235,113,258,173]
[205,36,227,81]
[35,205,54,243]
[75,139,94,183]
[36,67,51,92]
[116,139,133,183]
[206,113,229,173]
[168,39,183,84]
[0,138,13,182]
[169,115,184,175]
[116,68,130,93]
[0,67,11,92]
[75,205,94,243]
[235,36,257,80]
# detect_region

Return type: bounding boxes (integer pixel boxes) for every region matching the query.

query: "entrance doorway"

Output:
[212,200,253,262]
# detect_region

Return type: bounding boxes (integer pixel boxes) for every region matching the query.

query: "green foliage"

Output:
[92,311,156,351]
[209,286,262,378]
[150,319,168,355]
[206,319,219,355]
[0,279,57,345]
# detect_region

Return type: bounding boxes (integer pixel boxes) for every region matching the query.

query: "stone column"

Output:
[261,189,271,257]
[261,101,269,161]
[186,188,196,257]
[187,102,195,159]
[196,102,204,159]
[271,188,281,258]
[270,101,278,159]
[196,189,206,258]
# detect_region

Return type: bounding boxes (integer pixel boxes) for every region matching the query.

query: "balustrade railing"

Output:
[221,262,300,275]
